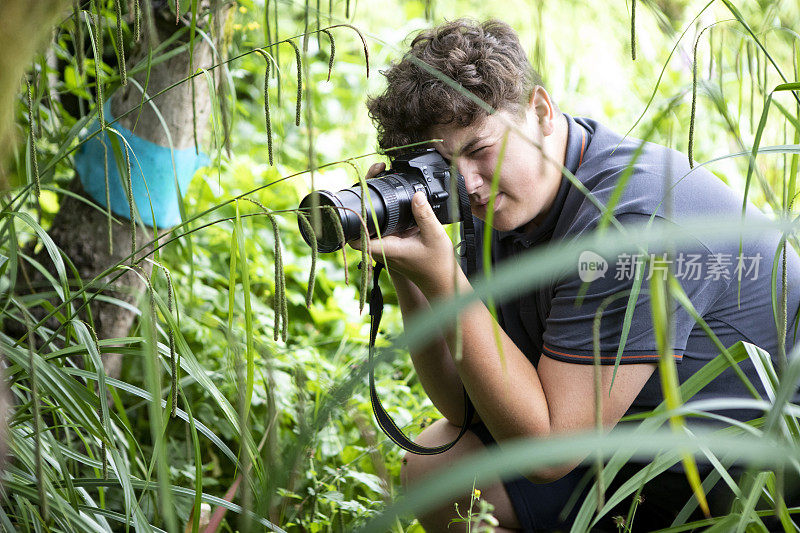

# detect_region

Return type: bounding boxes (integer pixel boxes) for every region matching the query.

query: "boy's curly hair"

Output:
[366,19,544,152]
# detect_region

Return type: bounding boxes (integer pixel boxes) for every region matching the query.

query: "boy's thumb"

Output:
[411,191,435,228]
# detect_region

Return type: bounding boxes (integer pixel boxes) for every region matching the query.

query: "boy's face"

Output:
[429,98,562,233]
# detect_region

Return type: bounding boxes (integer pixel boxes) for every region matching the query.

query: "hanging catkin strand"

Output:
[253,49,274,165]
[122,142,136,258]
[630,0,636,61]
[88,1,104,128]
[133,0,141,42]
[93,0,103,56]
[268,214,287,341]
[689,25,712,169]
[147,282,164,418]
[320,29,335,81]
[154,262,178,417]
[175,0,180,24]
[26,79,41,197]
[325,205,349,284]
[297,211,319,307]
[284,38,303,126]
[345,0,350,18]
[114,0,127,86]
[242,196,268,212]
[326,24,369,78]
[102,139,112,254]
[297,212,318,308]
[73,0,85,77]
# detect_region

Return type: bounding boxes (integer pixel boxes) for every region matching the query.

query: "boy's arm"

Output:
[389,269,477,425]
[362,192,655,482]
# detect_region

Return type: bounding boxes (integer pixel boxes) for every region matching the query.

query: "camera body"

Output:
[298,149,464,252]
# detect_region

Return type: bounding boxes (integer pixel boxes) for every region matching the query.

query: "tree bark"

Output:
[17,1,224,378]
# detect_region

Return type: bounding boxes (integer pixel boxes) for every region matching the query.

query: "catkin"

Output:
[689,25,711,169]
[268,214,287,342]
[114,0,127,86]
[166,270,177,416]
[102,139,112,254]
[148,281,162,416]
[133,0,141,42]
[123,142,135,258]
[297,212,318,308]
[150,261,178,417]
[325,205,348,284]
[321,29,335,81]
[253,49,274,166]
[328,24,369,78]
[89,1,104,128]
[175,0,180,24]
[284,38,303,126]
[26,79,41,197]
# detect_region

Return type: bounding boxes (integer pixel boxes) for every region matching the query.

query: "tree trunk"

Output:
[19,1,224,377]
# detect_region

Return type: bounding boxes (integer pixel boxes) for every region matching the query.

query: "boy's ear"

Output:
[528,86,556,136]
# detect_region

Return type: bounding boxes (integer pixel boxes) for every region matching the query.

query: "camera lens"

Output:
[298,185,389,252]
[297,150,461,253]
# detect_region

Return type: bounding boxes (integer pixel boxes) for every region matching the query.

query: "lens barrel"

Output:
[298,172,421,252]
[297,149,460,253]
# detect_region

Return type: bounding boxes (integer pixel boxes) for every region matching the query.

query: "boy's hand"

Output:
[350,163,457,296]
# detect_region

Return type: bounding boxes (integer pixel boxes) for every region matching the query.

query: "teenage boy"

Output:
[356,18,800,531]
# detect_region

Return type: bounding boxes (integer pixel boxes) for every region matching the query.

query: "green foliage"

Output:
[2,0,800,531]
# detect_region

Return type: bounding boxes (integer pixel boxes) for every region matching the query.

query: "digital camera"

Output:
[298,149,465,252]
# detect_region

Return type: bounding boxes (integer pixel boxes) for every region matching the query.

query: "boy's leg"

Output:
[401,418,522,532]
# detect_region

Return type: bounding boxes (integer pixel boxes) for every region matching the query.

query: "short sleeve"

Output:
[541,213,728,365]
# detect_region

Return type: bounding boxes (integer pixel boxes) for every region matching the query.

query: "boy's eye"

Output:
[470,146,486,156]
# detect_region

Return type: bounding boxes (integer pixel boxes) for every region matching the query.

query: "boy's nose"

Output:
[458,163,484,195]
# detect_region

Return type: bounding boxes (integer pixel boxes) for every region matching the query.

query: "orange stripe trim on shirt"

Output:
[578,129,586,167]
[542,343,682,360]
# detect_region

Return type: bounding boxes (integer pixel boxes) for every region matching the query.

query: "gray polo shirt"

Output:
[463,114,800,432]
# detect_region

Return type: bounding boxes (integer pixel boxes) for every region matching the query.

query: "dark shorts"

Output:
[470,423,798,532]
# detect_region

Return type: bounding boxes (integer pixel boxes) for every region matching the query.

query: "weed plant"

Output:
[2,1,800,532]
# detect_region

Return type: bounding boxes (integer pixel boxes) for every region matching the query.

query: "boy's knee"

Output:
[400,444,436,489]
[400,418,477,488]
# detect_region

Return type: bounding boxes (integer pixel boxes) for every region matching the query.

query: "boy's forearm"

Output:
[389,269,474,424]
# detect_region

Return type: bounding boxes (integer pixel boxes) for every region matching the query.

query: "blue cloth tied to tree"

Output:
[74,97,210,229]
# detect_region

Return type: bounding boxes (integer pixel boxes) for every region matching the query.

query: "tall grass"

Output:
[1,1,799,532]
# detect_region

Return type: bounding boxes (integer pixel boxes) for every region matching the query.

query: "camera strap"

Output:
[367,177,476,455]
